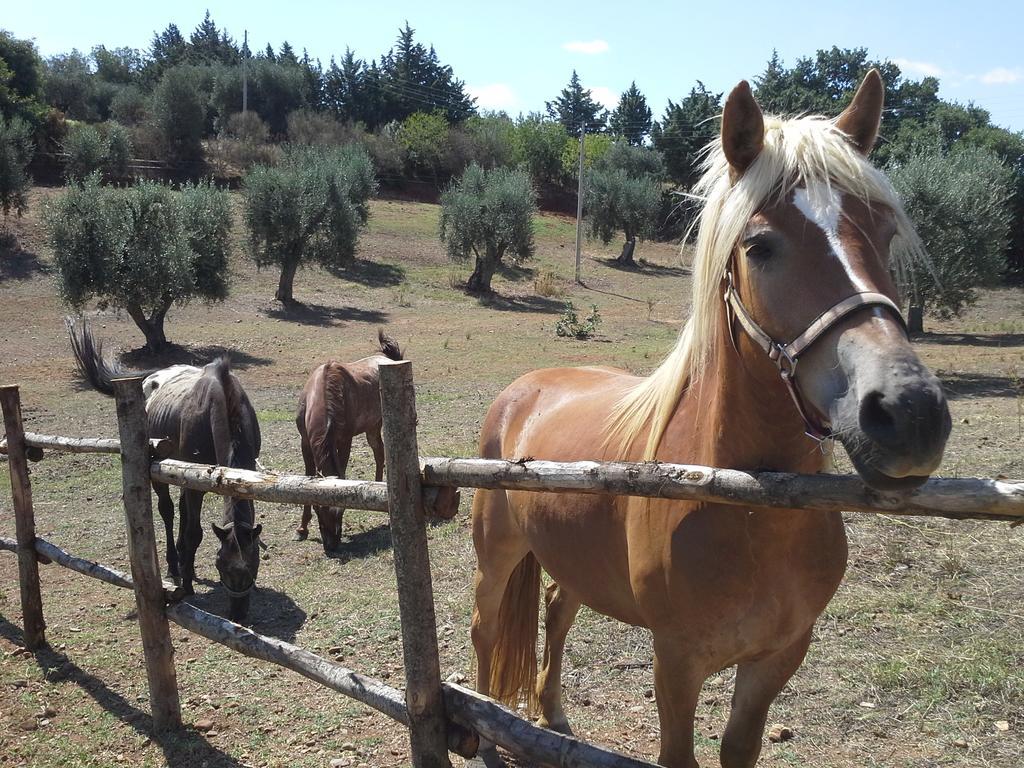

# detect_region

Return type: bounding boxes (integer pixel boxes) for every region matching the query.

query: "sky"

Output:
[5,1,1024,132]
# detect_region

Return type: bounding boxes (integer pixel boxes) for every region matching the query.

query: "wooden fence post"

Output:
[0,386,46,650]
[112,377,182,732]
[379,361,452,768]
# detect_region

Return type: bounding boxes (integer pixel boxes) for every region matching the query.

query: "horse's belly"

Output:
[512,491,645,626]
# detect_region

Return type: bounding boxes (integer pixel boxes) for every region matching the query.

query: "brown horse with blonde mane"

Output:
[471,71,951,768]
[295,330,403,553]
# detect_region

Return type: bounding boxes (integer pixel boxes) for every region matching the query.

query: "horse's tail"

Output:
[66,317,151,397]
[489,552,541,714]
[378,329,403,361]
[311,364,342,478]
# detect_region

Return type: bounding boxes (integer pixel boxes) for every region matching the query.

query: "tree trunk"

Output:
[908,305,924,335]
[126,303,169,354]
[276,260,299,304]
[465,252,497,294]
[617,236,637,265]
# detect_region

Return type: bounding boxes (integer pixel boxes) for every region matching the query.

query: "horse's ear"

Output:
[212,522,229,542]
[836,69,884,155]
[721,80,764,174]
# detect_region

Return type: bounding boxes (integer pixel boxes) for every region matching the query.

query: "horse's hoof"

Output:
[294,529,308,542]
[182,584,195,597]
[537,717,573,736]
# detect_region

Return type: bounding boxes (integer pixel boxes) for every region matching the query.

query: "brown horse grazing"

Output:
[69,321,263,624]
[471,72,951,768]
[295,330,403,553]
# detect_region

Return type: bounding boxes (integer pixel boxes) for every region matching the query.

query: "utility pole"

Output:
[574,121,585,285]
[242,30,249,114]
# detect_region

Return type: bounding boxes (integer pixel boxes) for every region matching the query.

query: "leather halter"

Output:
[722,268,907,441]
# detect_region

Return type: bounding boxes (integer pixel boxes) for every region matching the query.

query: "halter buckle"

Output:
[769,344,797,378]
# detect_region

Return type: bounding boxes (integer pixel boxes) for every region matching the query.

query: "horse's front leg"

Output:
[153,481,180,584]
[720,629,812,768]
[653,632,704,768]
[177,489,205,595]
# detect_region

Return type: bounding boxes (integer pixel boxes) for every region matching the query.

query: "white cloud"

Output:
[467,83,518,111]
[892,58,944,78]
[589,86,619,110]
[980,67,1023,85]
[562,40,609,55]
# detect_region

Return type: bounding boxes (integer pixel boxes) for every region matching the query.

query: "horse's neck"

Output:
[666,322,826,474]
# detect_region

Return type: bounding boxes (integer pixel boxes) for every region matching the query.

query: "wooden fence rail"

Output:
[420,457,1024,522]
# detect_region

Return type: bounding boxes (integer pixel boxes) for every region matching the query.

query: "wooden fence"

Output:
[1,362,1023,768]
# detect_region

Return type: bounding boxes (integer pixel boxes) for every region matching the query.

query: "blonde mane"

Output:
[606,114,926,460]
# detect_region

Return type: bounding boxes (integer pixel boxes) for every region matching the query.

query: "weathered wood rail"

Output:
[420,457,1024,522]
[3,358,1022,767]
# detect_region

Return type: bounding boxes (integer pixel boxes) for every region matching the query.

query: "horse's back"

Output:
[480,366,639,462]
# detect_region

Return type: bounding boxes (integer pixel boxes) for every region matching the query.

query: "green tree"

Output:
[104,122,133,178]
[398,111,450,179]
[47,177,233,351]
[651,82,721,187]
[42,50,98,121]
[439,163,537,293]
[0,114,33,221]
[92,46,143,85]
[546,71,606,135]
[888,145,1014,332]
[0,30,45,125]
[243,145,377,304]
[150,66,206,162]
[211,59,309,135]
[560,132,614,181]
[609,82,652,146]
[511,115,569,189]
[585,143,663,265]
[110,85,148,125]
[378,23,476,125]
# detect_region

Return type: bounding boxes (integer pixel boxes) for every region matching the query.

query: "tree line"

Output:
[1,14,1022,341]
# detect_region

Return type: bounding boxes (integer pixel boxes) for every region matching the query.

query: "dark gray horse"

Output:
[68,320,263,623]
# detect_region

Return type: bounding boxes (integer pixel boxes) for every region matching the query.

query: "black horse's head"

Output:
[212,516,262,624]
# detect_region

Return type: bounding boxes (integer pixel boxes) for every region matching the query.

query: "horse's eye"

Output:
[744,242,773,261]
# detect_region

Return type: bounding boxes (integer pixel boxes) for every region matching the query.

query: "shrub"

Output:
[398,111,450,179]
[243,144,377,303]
[439,163,536,293]
[555,301,601,339]
[47,176,233,351]
[888,144,1014,330]
[287,109,353,145]
[104,122,133,179]
[64,123,106,180]
[0,115,35,221]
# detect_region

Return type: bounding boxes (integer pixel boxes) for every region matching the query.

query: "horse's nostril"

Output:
[859,390,901,448]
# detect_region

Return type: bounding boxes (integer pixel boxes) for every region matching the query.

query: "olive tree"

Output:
[47,176,232,351]
[439,163,537,293]
[584,143,664,265]
[243,144,376,304]
[0,115,34,223]
[888,144,1014,332]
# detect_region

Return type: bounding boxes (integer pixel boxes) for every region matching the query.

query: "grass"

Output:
[1,192,1022,767]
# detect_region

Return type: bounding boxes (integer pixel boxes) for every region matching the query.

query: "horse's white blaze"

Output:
[793,184,870,292]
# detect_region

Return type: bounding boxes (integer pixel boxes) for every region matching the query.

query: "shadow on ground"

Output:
[188,581,308,643]
[918,331,1024,348]
[597,257,691,277]
[264,302,389,328]
[326,259,406,288]
[939,370,1023,400]
[0,616,246,768]
[305,523,393,563]
[476,291,565,314]
[496,261,537,283]
[0,239,50,281]
[118,343,275,371]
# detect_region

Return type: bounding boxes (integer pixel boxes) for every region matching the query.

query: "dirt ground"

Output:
[0,188,1022,768]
